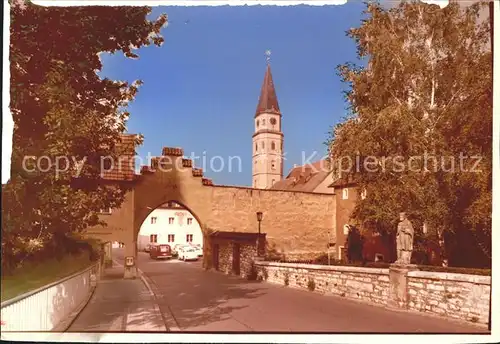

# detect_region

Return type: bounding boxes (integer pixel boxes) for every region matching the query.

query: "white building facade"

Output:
[137,202,203,251]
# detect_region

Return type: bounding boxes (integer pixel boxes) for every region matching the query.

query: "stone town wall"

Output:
[239,244,257,279]
[207,186,336,259]
[254,262,490,327]
[218,243,233,275]
[406,271,491,325]
[214,241,258,279]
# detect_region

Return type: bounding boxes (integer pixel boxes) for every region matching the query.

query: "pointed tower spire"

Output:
[255,51,280,117]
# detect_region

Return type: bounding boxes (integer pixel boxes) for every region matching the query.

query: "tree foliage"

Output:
[345,226,365,263]
[328,0,492,267]
[2,1,167,271]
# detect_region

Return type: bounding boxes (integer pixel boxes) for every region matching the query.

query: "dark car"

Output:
[149,244,172,260]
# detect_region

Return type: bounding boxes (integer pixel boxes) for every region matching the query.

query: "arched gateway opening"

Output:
[137,201,204,256]
[85,141,336,279]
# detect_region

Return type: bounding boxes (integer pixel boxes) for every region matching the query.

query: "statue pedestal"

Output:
[387,263,418,310]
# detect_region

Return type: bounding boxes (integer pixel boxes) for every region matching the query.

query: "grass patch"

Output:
[1,252,95,303]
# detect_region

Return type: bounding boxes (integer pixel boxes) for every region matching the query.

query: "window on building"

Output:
[187,218,193,225]
[262,119,266,125]
[256,120,259,128]
[99,208,112,215]
[271,160,276,170]
[360,188,367,200]
[343,224,350,236]
[255,143,258,152]
[150,234,158,243]
[167,234,175,243]
[271,141,276,150]
[151,217,157,224]
[186,234,193,242]
[339,246,346,261]
[342,188,349,200]
[169,217,174,224]
[270,117,277,125]
[261,141,265,149]
[272,179,275,185]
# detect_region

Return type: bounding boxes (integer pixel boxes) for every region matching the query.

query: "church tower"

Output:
[252,54,284,189]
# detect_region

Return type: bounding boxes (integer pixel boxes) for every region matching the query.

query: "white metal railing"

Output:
[1,260,100,332]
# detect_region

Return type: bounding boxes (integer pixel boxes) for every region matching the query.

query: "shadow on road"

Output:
[141,257,271,331]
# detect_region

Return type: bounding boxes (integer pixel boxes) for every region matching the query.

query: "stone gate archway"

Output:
[85,143,337,279]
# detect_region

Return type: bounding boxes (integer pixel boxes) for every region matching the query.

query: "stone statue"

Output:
[395,212,414,265]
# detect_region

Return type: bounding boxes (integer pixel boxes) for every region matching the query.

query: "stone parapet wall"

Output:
[406,270,491,325]
[255,262,389,306]
[254,261,490,327]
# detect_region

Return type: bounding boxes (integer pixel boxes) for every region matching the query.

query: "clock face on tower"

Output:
[270,117,277,125]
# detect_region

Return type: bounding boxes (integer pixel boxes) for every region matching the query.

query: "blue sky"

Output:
[99,4,368,186]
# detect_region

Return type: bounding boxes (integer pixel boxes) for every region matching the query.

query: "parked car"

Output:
[144,243,152,253]
[149,244,172,260]
[176,245,189,259]
[172,244,184,257]
[178,246,198,261]
[190,243,203,257]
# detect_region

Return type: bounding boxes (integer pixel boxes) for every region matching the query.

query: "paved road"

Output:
[115,248,488,333]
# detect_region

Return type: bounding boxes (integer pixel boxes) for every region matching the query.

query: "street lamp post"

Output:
[256,211,263,256]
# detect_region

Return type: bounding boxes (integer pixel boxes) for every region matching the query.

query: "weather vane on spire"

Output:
[265,50,271,64]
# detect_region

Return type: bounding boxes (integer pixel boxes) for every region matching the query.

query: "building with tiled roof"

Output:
[100,133,137,182]
[270,159,334,194]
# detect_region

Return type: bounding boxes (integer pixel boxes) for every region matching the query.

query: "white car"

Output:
[190,244,203,257]
[172,244,184,256]
[178,246,199,261]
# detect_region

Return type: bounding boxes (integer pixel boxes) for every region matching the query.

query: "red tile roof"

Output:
[328,174,358,188]
[101,134,136,181]
[162,147,184,156]
[270,159,332,193]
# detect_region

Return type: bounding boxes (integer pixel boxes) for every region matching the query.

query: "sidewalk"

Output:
[67,263,166,332]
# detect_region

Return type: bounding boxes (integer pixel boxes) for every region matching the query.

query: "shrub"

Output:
[263,257,490,276]
[246,263,258,281]
[104,258,113,268]
[284,272,289,286]
[345,226,364,263]
[416,265,491,276]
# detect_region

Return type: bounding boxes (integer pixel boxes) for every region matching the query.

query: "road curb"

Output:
[138,268,180,332]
